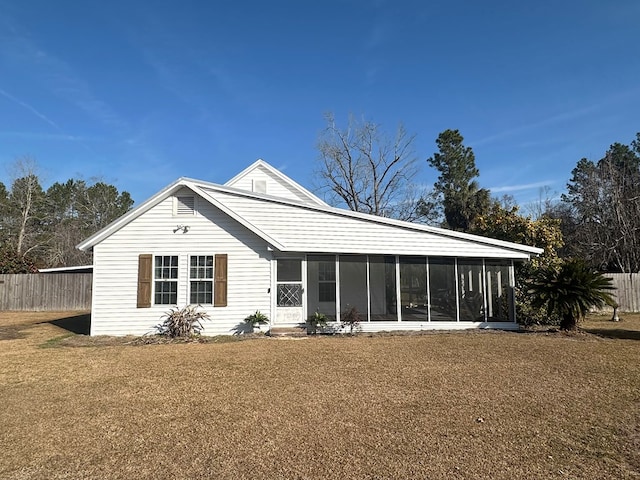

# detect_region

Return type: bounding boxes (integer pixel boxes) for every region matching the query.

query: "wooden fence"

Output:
[0,274,92,311]
[606,273,640,312]
[0,272,637,313]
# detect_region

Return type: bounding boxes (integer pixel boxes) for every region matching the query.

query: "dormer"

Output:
[224,159,328,206]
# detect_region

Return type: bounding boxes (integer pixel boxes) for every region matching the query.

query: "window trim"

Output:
[188,255,214,305]
[153,255,179,305]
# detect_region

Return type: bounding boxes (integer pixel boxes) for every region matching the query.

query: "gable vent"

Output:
[176,196,195,215]
[252,179,267,194]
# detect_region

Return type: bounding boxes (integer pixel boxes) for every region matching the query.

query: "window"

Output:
[190,255,213,304]
[318,259,336,302]
[154,256,178,304]
[307,255,336,319]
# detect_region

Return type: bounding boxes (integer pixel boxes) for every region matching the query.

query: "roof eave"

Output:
[76,178,189,251]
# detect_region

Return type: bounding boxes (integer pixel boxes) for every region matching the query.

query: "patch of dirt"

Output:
[0,325,29,341]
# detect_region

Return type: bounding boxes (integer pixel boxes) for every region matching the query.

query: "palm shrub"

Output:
[528,259,615,330]
[307,310,328,335]
[157,305,210,338]
[244,310,269,330]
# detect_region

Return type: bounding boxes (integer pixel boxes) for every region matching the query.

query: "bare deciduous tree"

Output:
[4,157,46,258]
[561,135,640,272]
[315,113,427,222]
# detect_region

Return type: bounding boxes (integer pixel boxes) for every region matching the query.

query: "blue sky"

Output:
[1,0,638,210]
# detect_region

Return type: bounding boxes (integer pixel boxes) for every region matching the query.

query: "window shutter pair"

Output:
[137,254,227,308]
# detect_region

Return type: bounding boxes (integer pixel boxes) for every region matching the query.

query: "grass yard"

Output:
[0,312,638,479]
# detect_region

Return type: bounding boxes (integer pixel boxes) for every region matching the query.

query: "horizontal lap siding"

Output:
[226,166,311,203]
[209,191,530,258]
[91,192,271,336]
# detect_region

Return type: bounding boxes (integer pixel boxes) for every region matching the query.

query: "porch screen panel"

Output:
[307,255,336,320]
[428,258,457,321]
[399,257,428,321]
[457,259,485,321]
[485,260,512,322]
[339,255,368,320]
[369,256,397,321]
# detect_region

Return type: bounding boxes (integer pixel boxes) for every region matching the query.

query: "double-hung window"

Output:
[154,256,178,304]
[190,255,214,304]
[318,259,336,302]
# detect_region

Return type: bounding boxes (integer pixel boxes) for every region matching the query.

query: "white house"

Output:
[77,160,543,336]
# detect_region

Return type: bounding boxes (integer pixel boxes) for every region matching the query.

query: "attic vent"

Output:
[252,179,267,194]
[176,196,195,215]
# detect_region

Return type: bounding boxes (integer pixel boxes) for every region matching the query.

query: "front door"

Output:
[274,258,304,324]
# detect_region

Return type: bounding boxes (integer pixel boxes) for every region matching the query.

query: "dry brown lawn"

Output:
[0,311,638,480]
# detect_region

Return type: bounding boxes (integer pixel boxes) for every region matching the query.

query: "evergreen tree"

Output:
[425,129,490,231]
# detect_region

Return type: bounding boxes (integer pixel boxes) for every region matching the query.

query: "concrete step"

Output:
[267,325,308,337]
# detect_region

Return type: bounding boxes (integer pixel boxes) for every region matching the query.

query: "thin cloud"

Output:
[473,87,640,147]
[473,105,599,147]
[0,130,91,141]
[0,87,62,131]
[490,180,554,193]
[1,27,125,129]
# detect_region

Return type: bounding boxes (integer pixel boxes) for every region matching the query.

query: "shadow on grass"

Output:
[48,313,91,335]
[582,327,640,341]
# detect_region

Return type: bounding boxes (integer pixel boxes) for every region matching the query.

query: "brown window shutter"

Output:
[214,254,228,307]
[137,254,153,308]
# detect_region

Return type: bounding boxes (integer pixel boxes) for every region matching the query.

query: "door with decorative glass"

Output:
[275,258,304,324]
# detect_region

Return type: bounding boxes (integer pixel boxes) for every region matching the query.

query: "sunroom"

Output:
[273,254,515,330]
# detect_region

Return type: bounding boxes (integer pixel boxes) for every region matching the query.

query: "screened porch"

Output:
[276,255,515,324]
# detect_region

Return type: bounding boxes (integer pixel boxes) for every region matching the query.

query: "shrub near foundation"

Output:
[340,306,361,334]
[307,310,328,334]
[156,305,210,338]
[244,310,269,332]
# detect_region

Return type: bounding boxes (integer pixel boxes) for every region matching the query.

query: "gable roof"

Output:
[78,163,543,259]
[224,159,329,206]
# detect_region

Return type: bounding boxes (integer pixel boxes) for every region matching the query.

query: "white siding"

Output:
[202,189,534,259]
[225,164,317,204]
[91,188,272,336]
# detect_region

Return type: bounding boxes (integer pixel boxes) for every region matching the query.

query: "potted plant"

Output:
[307,310,328,335]
[244,310,269,333]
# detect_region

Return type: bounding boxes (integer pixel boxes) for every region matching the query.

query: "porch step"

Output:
[267,326,308,338]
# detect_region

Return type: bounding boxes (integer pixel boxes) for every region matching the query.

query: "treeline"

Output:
[0,159,133,272]
[317,114,640,273]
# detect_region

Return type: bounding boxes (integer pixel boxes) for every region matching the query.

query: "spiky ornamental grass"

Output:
[157,305,210,338]
[528,259,616,330]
